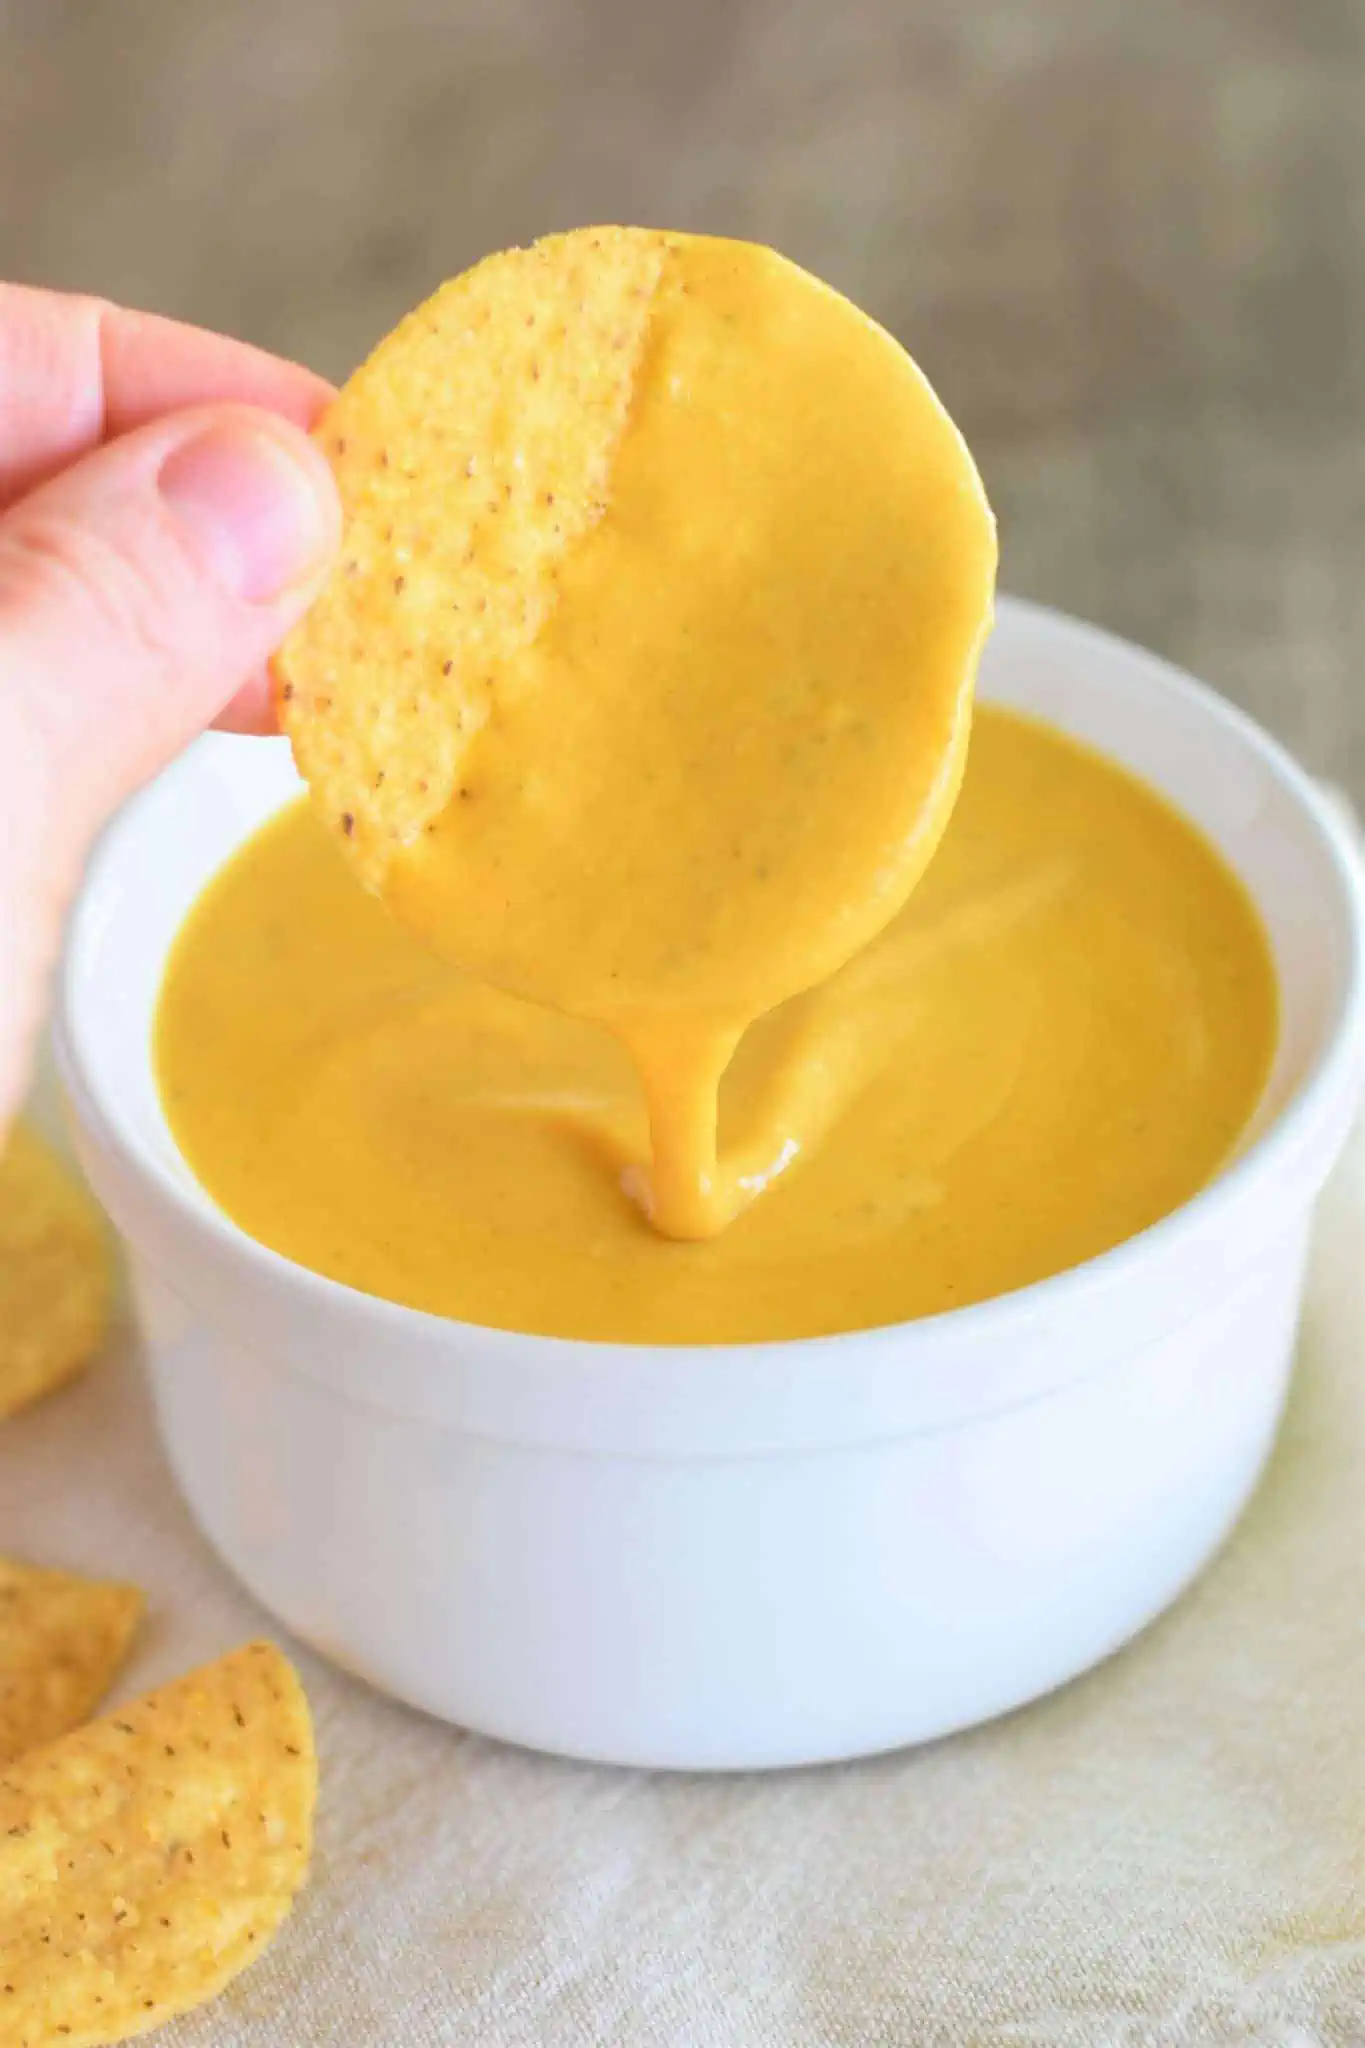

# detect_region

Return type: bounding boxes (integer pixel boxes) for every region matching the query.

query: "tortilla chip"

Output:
[274,224,670,891]
[0,1640,315,2046]
[0,1559,143,1763]
[0,1122,112,1419]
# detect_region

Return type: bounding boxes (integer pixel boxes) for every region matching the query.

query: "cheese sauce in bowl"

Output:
[56,601,1364,1768]
[153,703,1275,1344]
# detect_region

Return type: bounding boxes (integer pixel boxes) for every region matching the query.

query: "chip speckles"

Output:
[0,1641,314,2046]
[0,1561,142,1765]
[273,226,672,891]
[0,1125,112,1422]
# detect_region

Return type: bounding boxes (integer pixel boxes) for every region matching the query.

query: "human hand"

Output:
[0,285,342,1131]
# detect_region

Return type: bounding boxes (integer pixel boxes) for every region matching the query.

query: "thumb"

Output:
[0,403,338,1130]
[0,402,338,842]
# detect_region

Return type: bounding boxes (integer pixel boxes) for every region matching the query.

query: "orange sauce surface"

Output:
[156,708,1277,1343]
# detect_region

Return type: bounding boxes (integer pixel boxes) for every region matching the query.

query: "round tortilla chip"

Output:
[0,1640,315,2047]
[0,1122,112,1420]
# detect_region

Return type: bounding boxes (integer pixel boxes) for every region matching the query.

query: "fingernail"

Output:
[159,419,335,603]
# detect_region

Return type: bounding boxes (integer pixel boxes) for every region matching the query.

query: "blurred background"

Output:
[2,0,1362,791]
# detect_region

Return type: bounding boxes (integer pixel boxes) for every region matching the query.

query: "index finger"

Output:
[0,284,334,509]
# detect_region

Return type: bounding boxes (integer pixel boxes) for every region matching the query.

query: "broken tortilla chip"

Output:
[0,1640,316,2046]
[0,1558,143,1763]
[0,1122,112,1419]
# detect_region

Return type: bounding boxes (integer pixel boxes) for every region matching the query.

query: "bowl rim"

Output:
[56,596,1365,1382]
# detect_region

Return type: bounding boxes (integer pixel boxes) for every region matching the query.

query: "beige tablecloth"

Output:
[10,1062,1365,2047]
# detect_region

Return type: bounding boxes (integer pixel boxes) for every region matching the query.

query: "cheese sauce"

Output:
[361,236,997,1238]
[155,707,1277,1344]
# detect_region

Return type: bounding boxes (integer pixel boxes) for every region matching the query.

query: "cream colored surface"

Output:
[11,1010,1365,2042]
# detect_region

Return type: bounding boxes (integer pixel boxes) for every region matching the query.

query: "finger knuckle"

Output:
[0,509,186,675]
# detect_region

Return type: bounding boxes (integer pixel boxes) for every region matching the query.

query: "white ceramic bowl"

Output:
[57,598,1365,1771]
